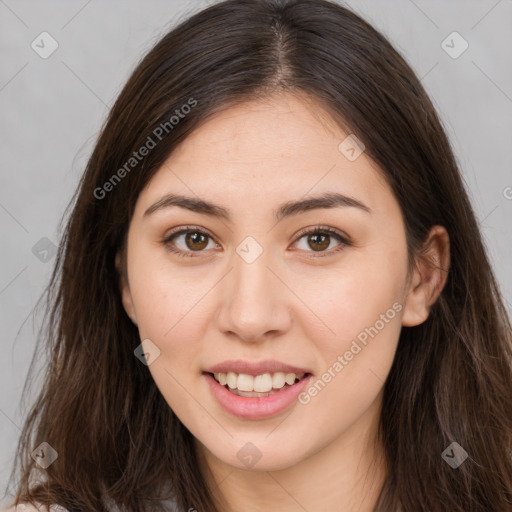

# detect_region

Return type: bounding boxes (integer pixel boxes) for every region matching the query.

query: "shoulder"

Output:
[0,504,69,512]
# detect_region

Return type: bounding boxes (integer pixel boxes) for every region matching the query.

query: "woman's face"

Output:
[119,92,430,472]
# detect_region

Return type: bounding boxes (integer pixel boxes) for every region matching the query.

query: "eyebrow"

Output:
[143,191,371,222]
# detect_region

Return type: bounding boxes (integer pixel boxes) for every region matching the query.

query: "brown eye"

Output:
[163,225,350,259]
[184,231,209,251]
[293,226,351,257]
[307,232,331,251]
[163,227,218,258]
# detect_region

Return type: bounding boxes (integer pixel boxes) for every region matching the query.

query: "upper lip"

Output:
[204,359,312,376]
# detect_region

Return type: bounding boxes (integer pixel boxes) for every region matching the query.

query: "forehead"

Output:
[173,92,347,163]
[136,92,394,220]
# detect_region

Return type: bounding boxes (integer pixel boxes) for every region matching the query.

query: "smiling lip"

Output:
[203,368,312,420]
[204,359,311,376]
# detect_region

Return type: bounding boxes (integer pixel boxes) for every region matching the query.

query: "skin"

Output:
[118,91,450,511]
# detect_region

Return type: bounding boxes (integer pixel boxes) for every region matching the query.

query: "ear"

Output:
[115,250,138,326]
[401,225,450,327]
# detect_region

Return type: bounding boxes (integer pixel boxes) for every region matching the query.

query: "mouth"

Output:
[202,370,313,420]
[206,371,310,398]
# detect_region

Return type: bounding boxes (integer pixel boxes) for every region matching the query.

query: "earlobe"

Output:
[401,225,450,327]
[115,251,138,326]
[401,271,430,327]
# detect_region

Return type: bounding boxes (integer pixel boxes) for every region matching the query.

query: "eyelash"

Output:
[161,225,351,259]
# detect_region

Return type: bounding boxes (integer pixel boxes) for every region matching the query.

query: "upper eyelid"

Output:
[164,225,218,243]
[294,225,348,240]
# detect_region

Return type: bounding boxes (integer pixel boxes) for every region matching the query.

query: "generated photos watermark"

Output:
[94,97,198,200]
[298,301,403,405]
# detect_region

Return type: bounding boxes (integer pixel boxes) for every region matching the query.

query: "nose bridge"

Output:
[216,238,290,341]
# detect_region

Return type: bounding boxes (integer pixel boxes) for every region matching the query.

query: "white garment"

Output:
[0,499,181,512]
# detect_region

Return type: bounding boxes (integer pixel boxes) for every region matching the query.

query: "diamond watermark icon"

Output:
[338,134,365,161]
[32,237,58,263]
[134,338,161,366]
[441,31,468,59]
[31,441,58,469]
[31,31,59,59]
[237,442,262,469]
[441,441,468,468]
[236,236,264,264]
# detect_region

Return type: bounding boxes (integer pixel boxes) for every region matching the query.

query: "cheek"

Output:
[127,243,204,339]
[128,258,209,415]
[295,241,407,357]
[134,282,206,364]
[301,277,402,405]
[295,267,404,439]
[290,243,405,430]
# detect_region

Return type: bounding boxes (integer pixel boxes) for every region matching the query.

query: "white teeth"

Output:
[226,371,237,389]
[272,372,286,388]
[212,371,306,392]
[253,373,273,393]
[237,374,254,392]
[285,373,296,385]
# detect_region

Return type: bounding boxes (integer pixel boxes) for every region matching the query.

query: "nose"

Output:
[215,246,292,343]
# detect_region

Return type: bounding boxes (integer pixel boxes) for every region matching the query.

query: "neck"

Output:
[196,394,387,512]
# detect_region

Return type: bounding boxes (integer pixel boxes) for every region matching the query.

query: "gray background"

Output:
[1,0,511,503]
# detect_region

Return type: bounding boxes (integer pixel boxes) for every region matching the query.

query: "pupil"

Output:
[187,232,207,250]
[310,233,329,251]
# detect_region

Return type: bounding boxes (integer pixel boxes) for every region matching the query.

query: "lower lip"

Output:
[203,372,312,420]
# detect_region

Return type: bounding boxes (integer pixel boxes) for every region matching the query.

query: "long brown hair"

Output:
[6,0,512,510]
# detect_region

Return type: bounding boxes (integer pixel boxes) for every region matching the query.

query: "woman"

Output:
[4,0,512,510]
